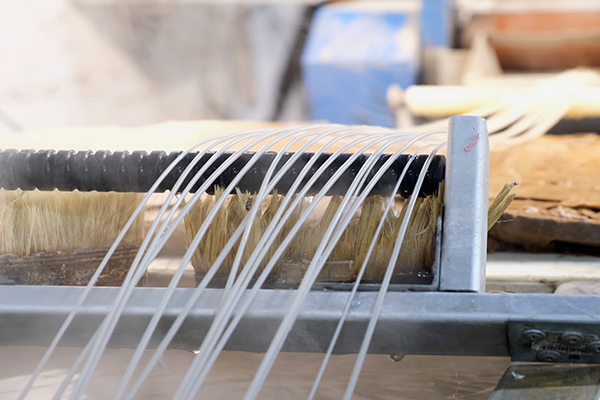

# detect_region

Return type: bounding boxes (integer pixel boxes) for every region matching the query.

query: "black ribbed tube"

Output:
[0,149,445,198]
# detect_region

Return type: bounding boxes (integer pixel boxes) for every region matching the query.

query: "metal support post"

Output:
[440,115,489,292]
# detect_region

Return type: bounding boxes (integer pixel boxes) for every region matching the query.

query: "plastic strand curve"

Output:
[175,135,394,400]
[184,132,446,400]
[112,125,363,400]
[342,142,446,400]
[307,144,435,400]
[118,126,418,399]
[17,124,447,400]
[69,125,331,400]
[110,127,309,399]
[120,130,372,399]
[64,131,268,399]
[17,124,264,400]
[226,136,442,400]
[117,126,404,398]
[57,129,271,400]
[27,123,328,399]
[125,131,416,400]
[239,132,442,400]
[172,133,418,400]
[217,126,370,301]
[175,130,440,400]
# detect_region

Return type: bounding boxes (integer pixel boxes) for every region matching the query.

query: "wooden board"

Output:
[490,133,600,209]
[0,246,141,286]
[489,133,600,250]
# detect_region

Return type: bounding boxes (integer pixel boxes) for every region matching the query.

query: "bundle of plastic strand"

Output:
[131,129,436,400]
[327,70,599,152]
[18,125,270,400]
[170,133,443,400]
[166,131,439,400]
[340,143,445,400]
[58,125,395,400]
[17,123,351,399]
[248,144,442,400]
[18,124,441,400]
[112,127,428,400]
[407,69,599,150]
[307,142,441,400]
[64,125,350,400]
[243,143,443,400]
[123,130,444,400]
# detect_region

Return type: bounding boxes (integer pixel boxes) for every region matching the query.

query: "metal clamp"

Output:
[508,321,600,364]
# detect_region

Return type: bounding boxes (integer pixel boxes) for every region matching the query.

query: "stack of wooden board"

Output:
[489,133,600,252]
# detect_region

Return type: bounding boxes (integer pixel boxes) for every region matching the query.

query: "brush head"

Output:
[0,190,145,286]
[0,190,144,256]
[184,181,516,289]
[184,189,442,288]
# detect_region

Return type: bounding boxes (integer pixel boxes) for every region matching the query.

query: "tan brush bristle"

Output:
[185,189,443,283]
[488,182,518,231]
[185,190,312,276]
[185,181,515,285]
[0,189,144,257]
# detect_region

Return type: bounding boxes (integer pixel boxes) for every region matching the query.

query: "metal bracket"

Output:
[440,115,489,293]
[508,320,600,364]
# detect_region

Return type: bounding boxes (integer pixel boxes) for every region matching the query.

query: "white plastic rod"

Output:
[440,115,489,293]
[405,86,600,119]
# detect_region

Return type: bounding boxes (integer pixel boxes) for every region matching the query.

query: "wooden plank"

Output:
[489,363,600,400]
[489,133,600,249]
[489,133,600,209]
[490,199,600,249]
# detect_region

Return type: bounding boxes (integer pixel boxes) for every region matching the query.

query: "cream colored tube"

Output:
[405,86,600,119]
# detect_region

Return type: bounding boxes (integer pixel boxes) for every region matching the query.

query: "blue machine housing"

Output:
[302,3,421,128]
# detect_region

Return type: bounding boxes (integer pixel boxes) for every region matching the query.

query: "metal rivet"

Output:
[588,341,600,354]
[389,354,404,362]
[537,349,561,363]
[561,331,584,346]
[522,329,546,342]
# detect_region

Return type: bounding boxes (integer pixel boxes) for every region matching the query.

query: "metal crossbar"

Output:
[2,286,600,360]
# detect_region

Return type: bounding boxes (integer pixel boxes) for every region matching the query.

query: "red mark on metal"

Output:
[464,133,479,152]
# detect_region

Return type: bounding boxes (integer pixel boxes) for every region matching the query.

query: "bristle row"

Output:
[184,189,442,283]
[0,190,144,256]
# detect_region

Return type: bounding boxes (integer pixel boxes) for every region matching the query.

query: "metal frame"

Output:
[0,116,498,354]
[2,286,600,358]
[4,115,598,374]
[489,363,600,399]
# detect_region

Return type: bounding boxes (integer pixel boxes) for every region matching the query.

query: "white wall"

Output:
[0,0,305,134]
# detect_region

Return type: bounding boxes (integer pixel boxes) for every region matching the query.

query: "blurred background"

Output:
[2,0,599,132]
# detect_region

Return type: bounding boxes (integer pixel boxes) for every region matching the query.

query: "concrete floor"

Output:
[0,347,509,400]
